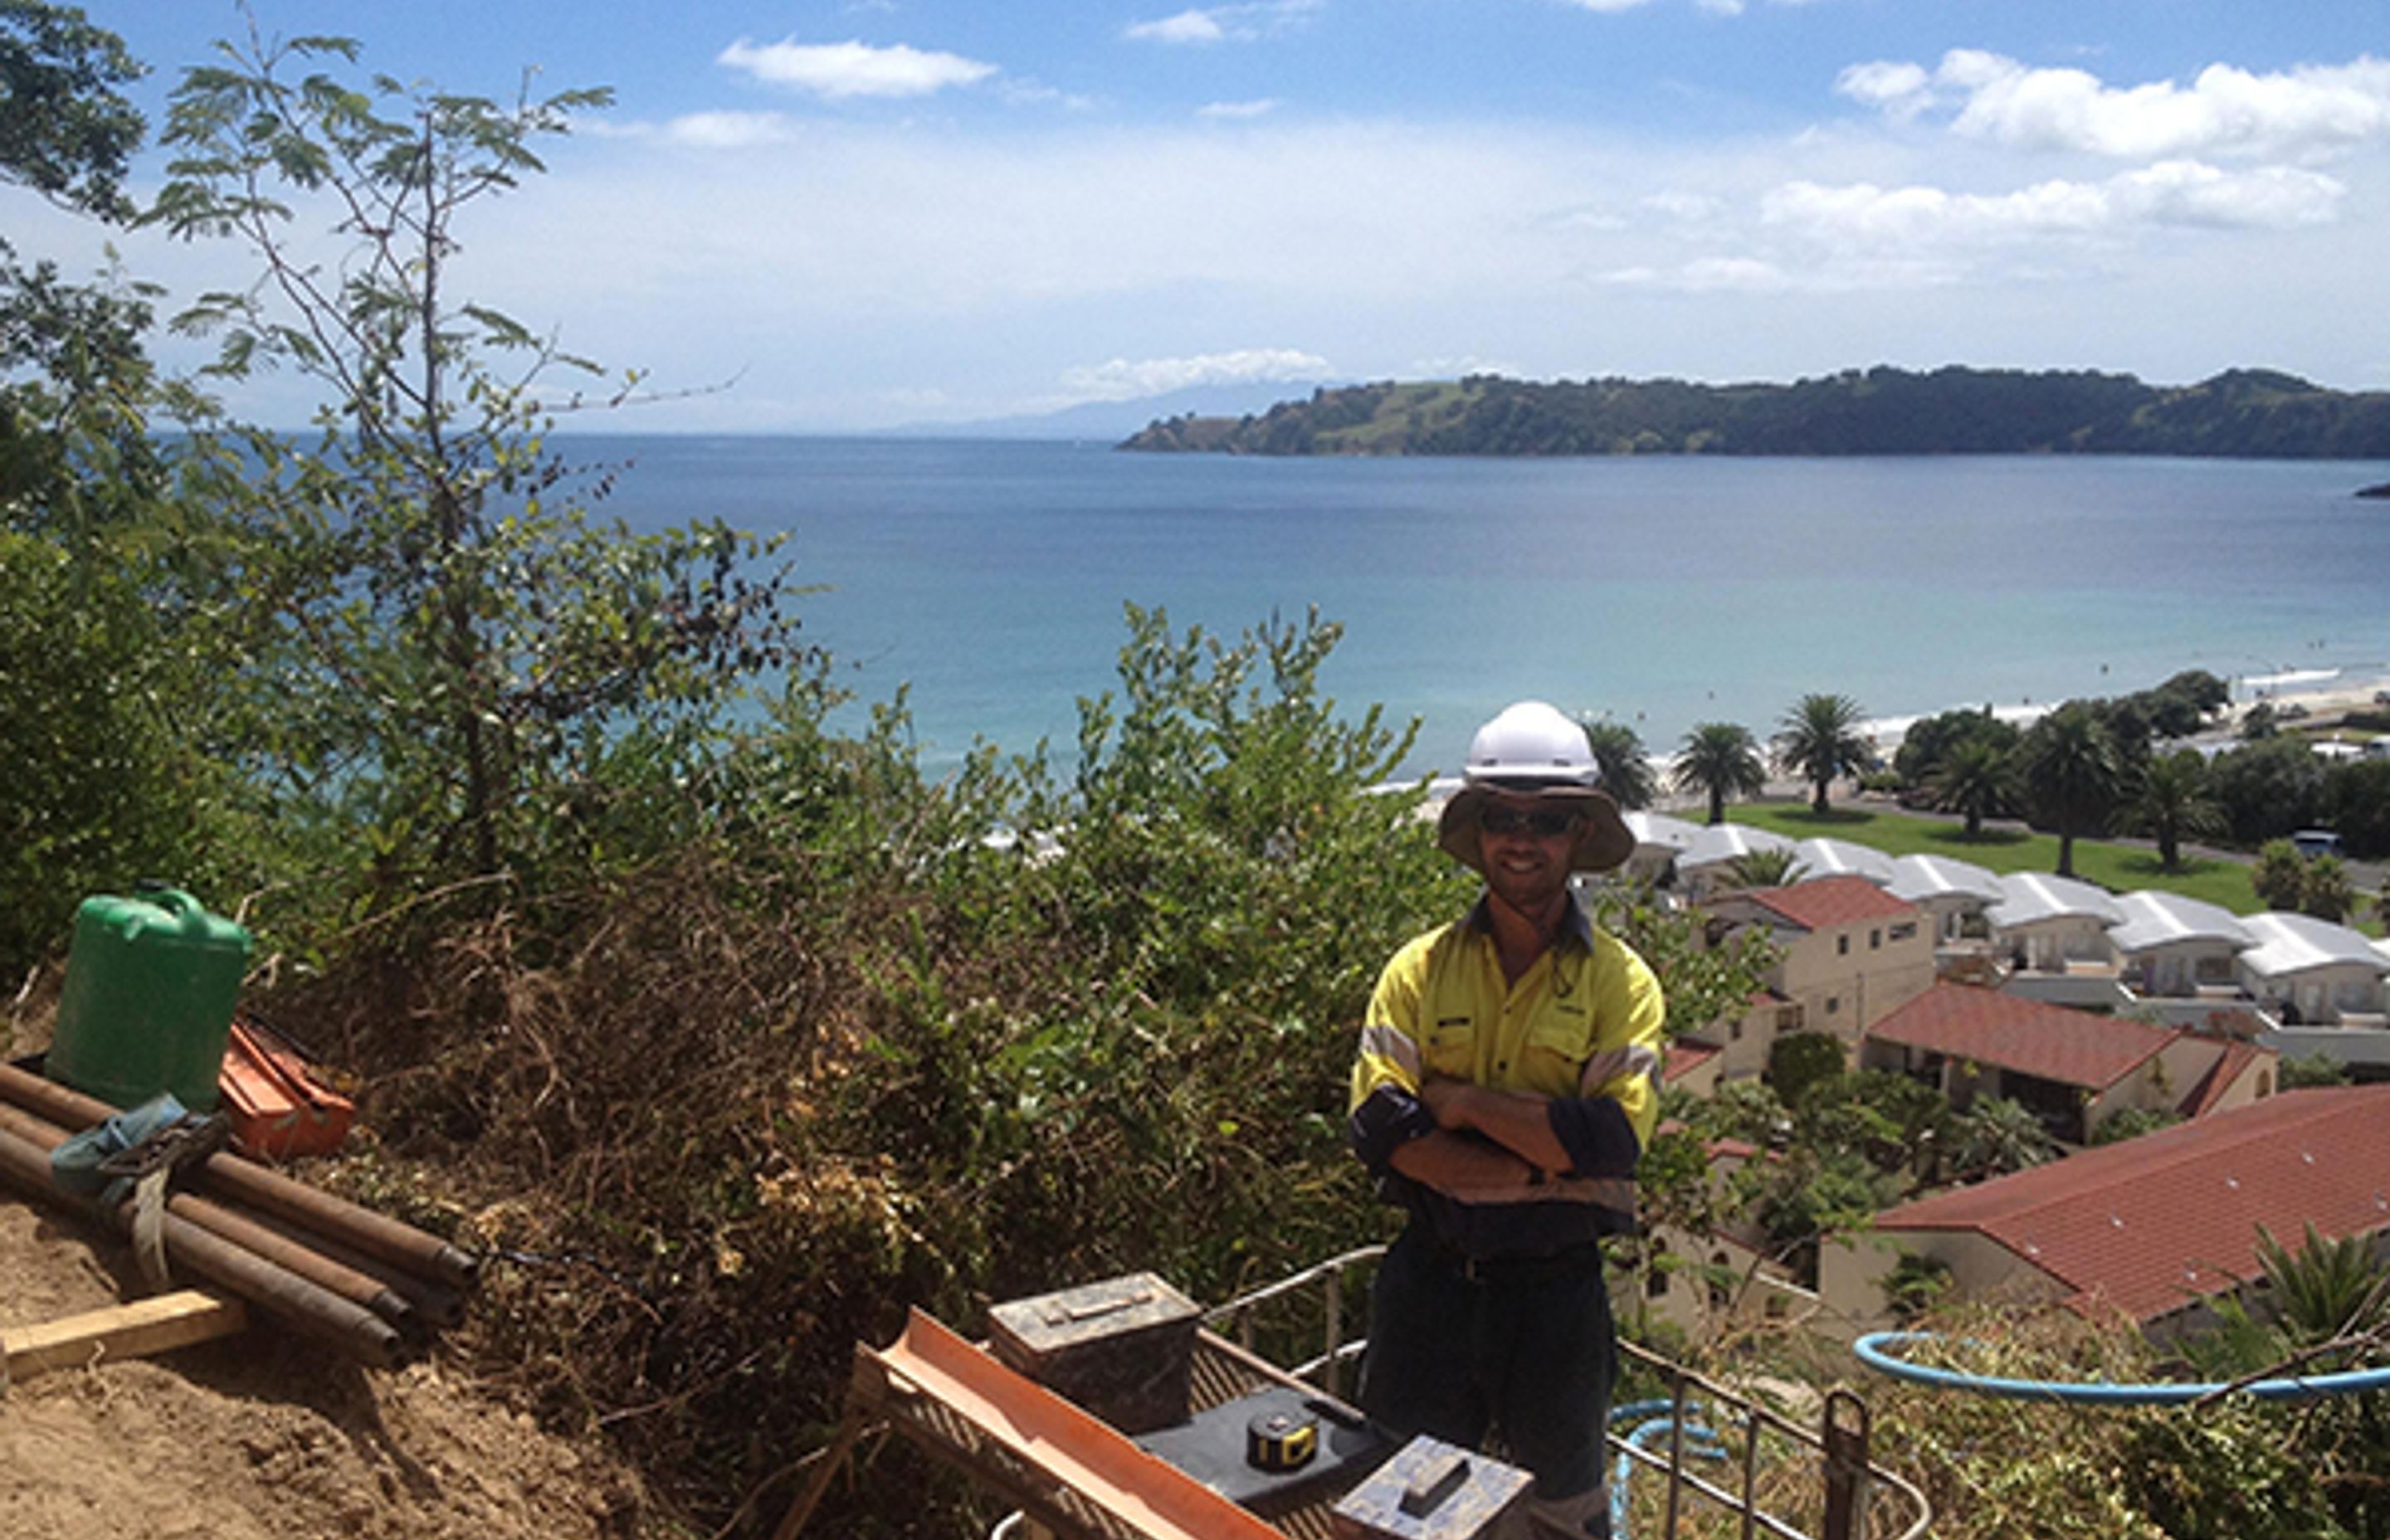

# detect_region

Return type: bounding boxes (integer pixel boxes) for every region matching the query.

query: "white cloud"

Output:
[1000,79,1103,111]
[717,37,998,100]
[1409,353,1524,378]
[1641,189,1722,221]
[1059,348,1335,400]
[1600,256,1792,292]
[549,111,801,149]
[1123,2,1323,46]
[661,112,799,149]
[1839,49,2390,162]
[1198,99,1281,119]
[2110,159,2347,229]
[1126,10,1227,44]
[1762,161,2344,245]
[1833,61,1932,116]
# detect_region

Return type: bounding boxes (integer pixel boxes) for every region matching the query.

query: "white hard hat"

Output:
[1438,700,1634,874]
[1463,700,1601,791]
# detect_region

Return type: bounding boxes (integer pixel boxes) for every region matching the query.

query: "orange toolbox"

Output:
[217,1016,355,1161]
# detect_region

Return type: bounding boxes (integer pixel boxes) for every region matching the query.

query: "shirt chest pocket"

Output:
[1518,1012,1595,1095]
[1421,1016,1478,1080]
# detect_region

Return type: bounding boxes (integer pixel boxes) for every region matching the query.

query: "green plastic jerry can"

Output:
[47,888,251,1113]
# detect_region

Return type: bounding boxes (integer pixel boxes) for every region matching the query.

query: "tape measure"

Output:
[1246,1409,1320,1472]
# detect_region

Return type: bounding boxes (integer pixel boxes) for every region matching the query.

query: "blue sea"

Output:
[582,436,2390,777]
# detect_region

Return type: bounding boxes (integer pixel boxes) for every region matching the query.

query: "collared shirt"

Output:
[1349,891,1666,1255]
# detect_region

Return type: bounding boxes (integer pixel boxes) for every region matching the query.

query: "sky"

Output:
[20,1,2390,431]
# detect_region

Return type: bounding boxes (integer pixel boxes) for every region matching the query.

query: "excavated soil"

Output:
[0,1195,654,1540]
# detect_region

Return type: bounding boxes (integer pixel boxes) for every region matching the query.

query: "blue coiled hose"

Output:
[1854,1331,2390,1405]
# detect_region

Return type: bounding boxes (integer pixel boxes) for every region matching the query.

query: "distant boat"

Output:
[2359,481,2390,499]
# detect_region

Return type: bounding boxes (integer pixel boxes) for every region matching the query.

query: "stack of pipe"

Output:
[0,1061,477,1371]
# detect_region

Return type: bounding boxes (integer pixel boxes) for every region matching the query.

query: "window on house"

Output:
[1870,928,1882,949]
[1837,935,1850,956]
[1890,922,1917,941]
[1730,1020,1744,1042]
[1827,996,1841,1015]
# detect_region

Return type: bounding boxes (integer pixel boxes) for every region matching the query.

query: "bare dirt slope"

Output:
[1,1195,652,1540]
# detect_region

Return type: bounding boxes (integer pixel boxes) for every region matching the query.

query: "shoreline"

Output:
[1639,665,2390,816]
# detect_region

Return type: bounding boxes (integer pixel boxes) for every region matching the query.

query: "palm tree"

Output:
[1725,848,1806,889]
[1945,1095,2060,1182]
[1927,737,2017,838]
[2251,840,2307,909]
[2124,749,2222,871]
[2251,1221,2390,1347]
[1579,719,1656,811]
[2018,704,2123,878]
[2300,855,2355,923]
[1672,722,1767,826]
[1773,693,1871,814]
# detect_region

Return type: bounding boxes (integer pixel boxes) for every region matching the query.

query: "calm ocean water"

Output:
[580,436,2390,777]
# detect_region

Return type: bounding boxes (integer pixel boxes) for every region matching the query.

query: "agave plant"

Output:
[1724,847,1807,889]
[2252,1221,2390,1349]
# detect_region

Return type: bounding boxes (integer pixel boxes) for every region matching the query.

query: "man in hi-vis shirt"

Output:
[1349,701,1665,1540]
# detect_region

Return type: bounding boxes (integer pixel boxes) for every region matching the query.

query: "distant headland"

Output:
[1118,366,2390,461]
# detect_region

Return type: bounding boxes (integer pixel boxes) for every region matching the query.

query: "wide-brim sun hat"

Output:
[1434,700,1636,875]
[1436,783,1635,875]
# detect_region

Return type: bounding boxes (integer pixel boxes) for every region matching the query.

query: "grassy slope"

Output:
[1722,801,2264,912]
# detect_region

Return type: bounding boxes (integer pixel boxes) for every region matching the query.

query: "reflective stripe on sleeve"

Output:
[1578,1042,1661,1097]
[1358,1023,1422,1082]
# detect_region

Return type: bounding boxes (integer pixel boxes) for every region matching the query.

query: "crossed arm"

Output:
[1388,1081,1571,1189]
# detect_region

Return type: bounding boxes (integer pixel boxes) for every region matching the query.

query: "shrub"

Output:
[2212,740,2324,846]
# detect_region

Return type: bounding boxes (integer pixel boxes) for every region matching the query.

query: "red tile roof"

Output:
[1744,875,1919,933]
[1866,983,2173,1092]
[1664,1040,1723,1084]
[1877,1085,2390,1322]
[2177,1040,2271,1120]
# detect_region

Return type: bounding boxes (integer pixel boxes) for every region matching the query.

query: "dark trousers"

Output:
[1358,1223,1617,1502]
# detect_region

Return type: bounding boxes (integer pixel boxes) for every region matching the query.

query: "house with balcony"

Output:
[2107,891,2260,1024]
[1858,983,2276,1147]
[1675,823,1796,899]
[1885,853,2004,948]
[1619,809,1701,890]
[1789,836,1896,886]
[2236,911,2390,1028]
[1986,872,2126,1010]
[1819,1084,2390,1343]
[1694,876,1936,1079]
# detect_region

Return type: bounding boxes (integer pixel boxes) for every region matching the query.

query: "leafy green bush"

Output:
[0,532,246,977]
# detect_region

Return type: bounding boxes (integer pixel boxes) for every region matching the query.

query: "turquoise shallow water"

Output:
[581,437,2390,777]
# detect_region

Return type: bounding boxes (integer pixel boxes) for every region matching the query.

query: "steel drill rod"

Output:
[0,1118,406,1370]
[0,1102,423,1333]
[0,1098,420,1338]
[220,1196,469,1329]
[0,1062,479,1292]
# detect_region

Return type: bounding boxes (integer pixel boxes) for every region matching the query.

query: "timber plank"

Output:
[2,1289,247,1389]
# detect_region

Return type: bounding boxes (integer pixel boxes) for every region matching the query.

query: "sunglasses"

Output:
[1479,806,1582,837]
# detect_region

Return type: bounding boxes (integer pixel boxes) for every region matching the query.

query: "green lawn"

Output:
[1720,801,2266,913]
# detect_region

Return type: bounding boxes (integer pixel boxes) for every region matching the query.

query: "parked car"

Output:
[2291,829,2344,858]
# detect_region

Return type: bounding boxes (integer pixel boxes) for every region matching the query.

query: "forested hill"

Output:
[1116,366,2390,458]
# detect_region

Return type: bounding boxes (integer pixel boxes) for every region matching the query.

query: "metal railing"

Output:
[1200,1245,1933,1540]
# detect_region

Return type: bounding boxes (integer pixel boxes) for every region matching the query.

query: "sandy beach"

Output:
[1639,668,2390,816]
